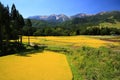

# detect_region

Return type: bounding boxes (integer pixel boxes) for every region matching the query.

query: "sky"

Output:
[1,0,120,18]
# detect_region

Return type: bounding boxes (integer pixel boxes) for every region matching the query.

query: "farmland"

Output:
[0,36,120,80]
[22,36,119,48]
[0,51,72,80]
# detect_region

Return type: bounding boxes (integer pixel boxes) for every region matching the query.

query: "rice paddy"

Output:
[0,36,119,80]
[0,51,72,80]
[23,36,119,48]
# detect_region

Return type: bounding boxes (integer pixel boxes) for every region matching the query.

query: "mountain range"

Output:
[28,11,120,29]
[28,11,120,23]
[28,13,91,22]
[26,11,120,36]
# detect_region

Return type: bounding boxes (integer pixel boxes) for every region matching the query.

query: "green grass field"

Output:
[100,21,120,29]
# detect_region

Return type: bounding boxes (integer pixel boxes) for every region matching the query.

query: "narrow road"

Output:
[0,51,73,80]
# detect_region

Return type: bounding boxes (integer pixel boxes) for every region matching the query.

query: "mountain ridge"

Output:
[24,11,120,36]
[28,11,120,22]
[28,13,91,22]
[29,11,120,29]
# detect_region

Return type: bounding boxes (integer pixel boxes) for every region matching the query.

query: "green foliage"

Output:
[28,11,120,36]
[45,44,120,80]
[25,19,32,27]
[33,44,39,50]
[31,19,57,28]
[46,46,71,54]
[68,46,120,80]
[0,2,25,55]
[0,42,26,56]
[24,19,32,45]
[82,27,120,35]
[27,25,120,36]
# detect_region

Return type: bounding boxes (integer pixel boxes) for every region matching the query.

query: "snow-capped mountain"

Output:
[29,14,70,22]
[28,13,90,22]
[28,16,49,20]
[71,13,91,19]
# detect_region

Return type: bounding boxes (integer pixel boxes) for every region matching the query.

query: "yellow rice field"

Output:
[1,36,119,80]
[23,36,119,48]
[0,51,72,80]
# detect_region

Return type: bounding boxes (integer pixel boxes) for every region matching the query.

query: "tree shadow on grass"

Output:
[16,45,47,57]
[0,44,47,57]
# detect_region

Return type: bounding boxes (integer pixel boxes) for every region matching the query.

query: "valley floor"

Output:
[0,36,120,80]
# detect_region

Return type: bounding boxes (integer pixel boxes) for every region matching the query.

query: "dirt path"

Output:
[0,51,73,80]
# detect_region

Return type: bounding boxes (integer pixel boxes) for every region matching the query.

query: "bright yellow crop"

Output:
[22,36,119,48]
[0,51,72,80]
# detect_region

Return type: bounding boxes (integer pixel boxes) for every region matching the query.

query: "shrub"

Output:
[33,44,39,50]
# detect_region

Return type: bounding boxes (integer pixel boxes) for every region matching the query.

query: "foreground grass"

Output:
[45,45,120,80]
[0,51,73,80]
[69,47,120,80]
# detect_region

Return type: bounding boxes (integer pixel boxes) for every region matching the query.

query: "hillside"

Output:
[30,19,56,28]
[24,11,120,36]
[30,11,120,28]
[99,22,120,29]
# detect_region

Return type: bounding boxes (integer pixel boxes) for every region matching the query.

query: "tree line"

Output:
[27,11,120,36]
[0,2,32,55]
[22,26,120,36]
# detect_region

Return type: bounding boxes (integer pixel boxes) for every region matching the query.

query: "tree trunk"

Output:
[19,35,22,44]
[20,35,22,44]
[28,35,30,45]
[0,26,3,53]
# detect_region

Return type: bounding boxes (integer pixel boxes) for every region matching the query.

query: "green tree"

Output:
[25,19,32,45]
[33,29,41,36]
[3,6,11,52]
[17,14,25,43]
[11,4,25,43]
[0,2,4,52]
[0,3,11,54]
[10,4,19,40]
[0,2,25,55]
[11,4,17,20]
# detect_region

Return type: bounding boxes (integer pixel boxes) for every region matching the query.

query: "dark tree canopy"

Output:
[0,2,25,55]
[26,19,32,27]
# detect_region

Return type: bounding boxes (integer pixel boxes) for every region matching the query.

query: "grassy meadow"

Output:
[0,36,120,80]
[100,22,120,29]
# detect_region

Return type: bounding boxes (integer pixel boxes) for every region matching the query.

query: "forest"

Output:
[0,2,31,55]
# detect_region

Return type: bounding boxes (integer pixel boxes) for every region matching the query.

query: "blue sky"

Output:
[1,0,120,18]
